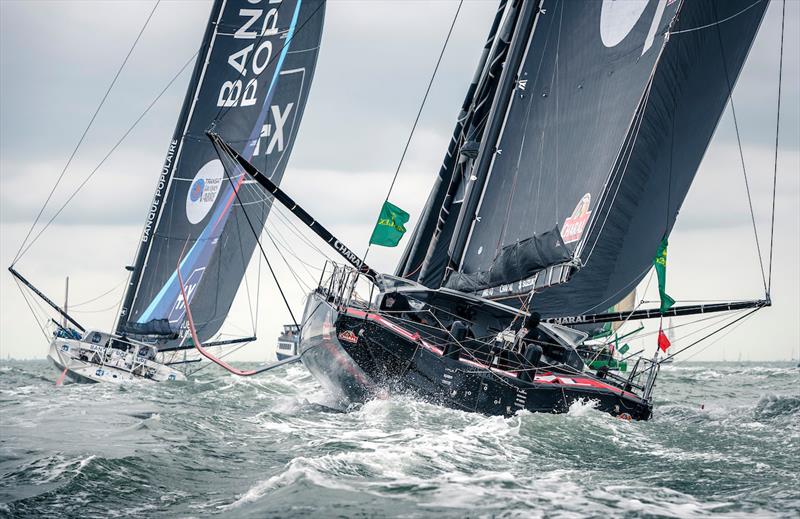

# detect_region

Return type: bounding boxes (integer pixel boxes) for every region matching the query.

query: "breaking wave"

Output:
[1,360,798,517]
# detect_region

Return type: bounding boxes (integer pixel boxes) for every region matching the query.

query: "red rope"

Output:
[177,258,261,376]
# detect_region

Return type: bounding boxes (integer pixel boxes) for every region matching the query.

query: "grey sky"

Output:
[1,0,798,361]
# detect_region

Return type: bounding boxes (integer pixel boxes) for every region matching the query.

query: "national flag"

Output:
[653,235,675,314]
[369,201,410,247]
[657,328,671,353]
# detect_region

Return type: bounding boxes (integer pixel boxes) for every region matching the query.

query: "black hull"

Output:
[299,292,652,420]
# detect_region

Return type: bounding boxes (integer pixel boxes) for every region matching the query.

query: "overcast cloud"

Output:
[1,0,797,362]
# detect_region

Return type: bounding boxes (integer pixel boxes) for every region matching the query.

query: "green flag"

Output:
[653,235,675,314]
[369,201,409,247]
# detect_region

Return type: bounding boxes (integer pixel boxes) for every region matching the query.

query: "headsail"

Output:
[406,0,768,318]
[117,0,326,345]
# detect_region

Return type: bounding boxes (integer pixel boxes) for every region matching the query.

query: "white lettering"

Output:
[251,40,273,75]
[228,44,253,75]
[267,103,293,154]
[234,9,262,39]
[217,80,242,107]
[142,139,178,243]
[241,79,258,107]
[262,8,279,36]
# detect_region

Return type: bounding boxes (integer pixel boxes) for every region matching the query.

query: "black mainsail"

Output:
[117,0,326,344]
[401,0,769,318]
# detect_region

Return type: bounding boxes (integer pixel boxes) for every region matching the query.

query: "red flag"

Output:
[658,328,671,352]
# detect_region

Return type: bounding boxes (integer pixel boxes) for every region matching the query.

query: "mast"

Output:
[63,276,69,328]
[443,0,540,279]
[397,0,510,280]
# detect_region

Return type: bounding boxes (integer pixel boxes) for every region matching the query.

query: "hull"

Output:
[47,338,185,384]
[299,292,651,420]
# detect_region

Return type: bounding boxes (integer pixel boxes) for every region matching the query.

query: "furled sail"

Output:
[117,0,326,344]
[407,0,768,318]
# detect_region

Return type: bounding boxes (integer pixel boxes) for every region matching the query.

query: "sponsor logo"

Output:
[338,330,358,344]
[253,103,295,157]
[561,193,592,244]
[142,139,178,243]
[334,240,363,269]
[168,267,205,324]
[548,315,587,325]
[189,178,205,202]
[217,2,287,109]
[185,160,224,224]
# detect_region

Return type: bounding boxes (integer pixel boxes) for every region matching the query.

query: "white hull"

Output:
[47,336,185,384]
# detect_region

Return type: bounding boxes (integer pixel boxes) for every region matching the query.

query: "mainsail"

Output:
[401,0,768,318]
[117,0,326,344]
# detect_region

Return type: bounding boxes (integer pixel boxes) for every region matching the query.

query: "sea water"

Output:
[1,360,797,518]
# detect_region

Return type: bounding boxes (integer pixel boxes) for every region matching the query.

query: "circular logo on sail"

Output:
[599,0,648,47]
[189,178,205,202]
[186,160,224,224]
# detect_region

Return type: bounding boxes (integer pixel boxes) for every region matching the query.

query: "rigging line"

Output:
[266,222,320,277]
[713,2,768,295]
[677,313,753,363]
[623,310,739,346]
[572,263,653,317]
[255,203,266,336]
[580,74,655,267]
[364,0,464,261]
[553,0,565,228]
[263,227,312,292]
[669,0,764,35]
[244,200,315,290]
[659,307,761,363]
[271,203,333,260]
[189,301,327,378]
[69,301,127,314]
[185,341,252,377]
[230,204,258,333]
[68,282,124,308]
[597,275,652,349]
[11,0,161,266]
[767,0,785,295]
[13,278,49,341]
[14,51,199,263]
[214,146,300,328]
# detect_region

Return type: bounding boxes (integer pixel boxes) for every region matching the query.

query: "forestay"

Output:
[117,0,326,345]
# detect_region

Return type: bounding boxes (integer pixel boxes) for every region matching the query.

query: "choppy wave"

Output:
[1,360,798,518]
